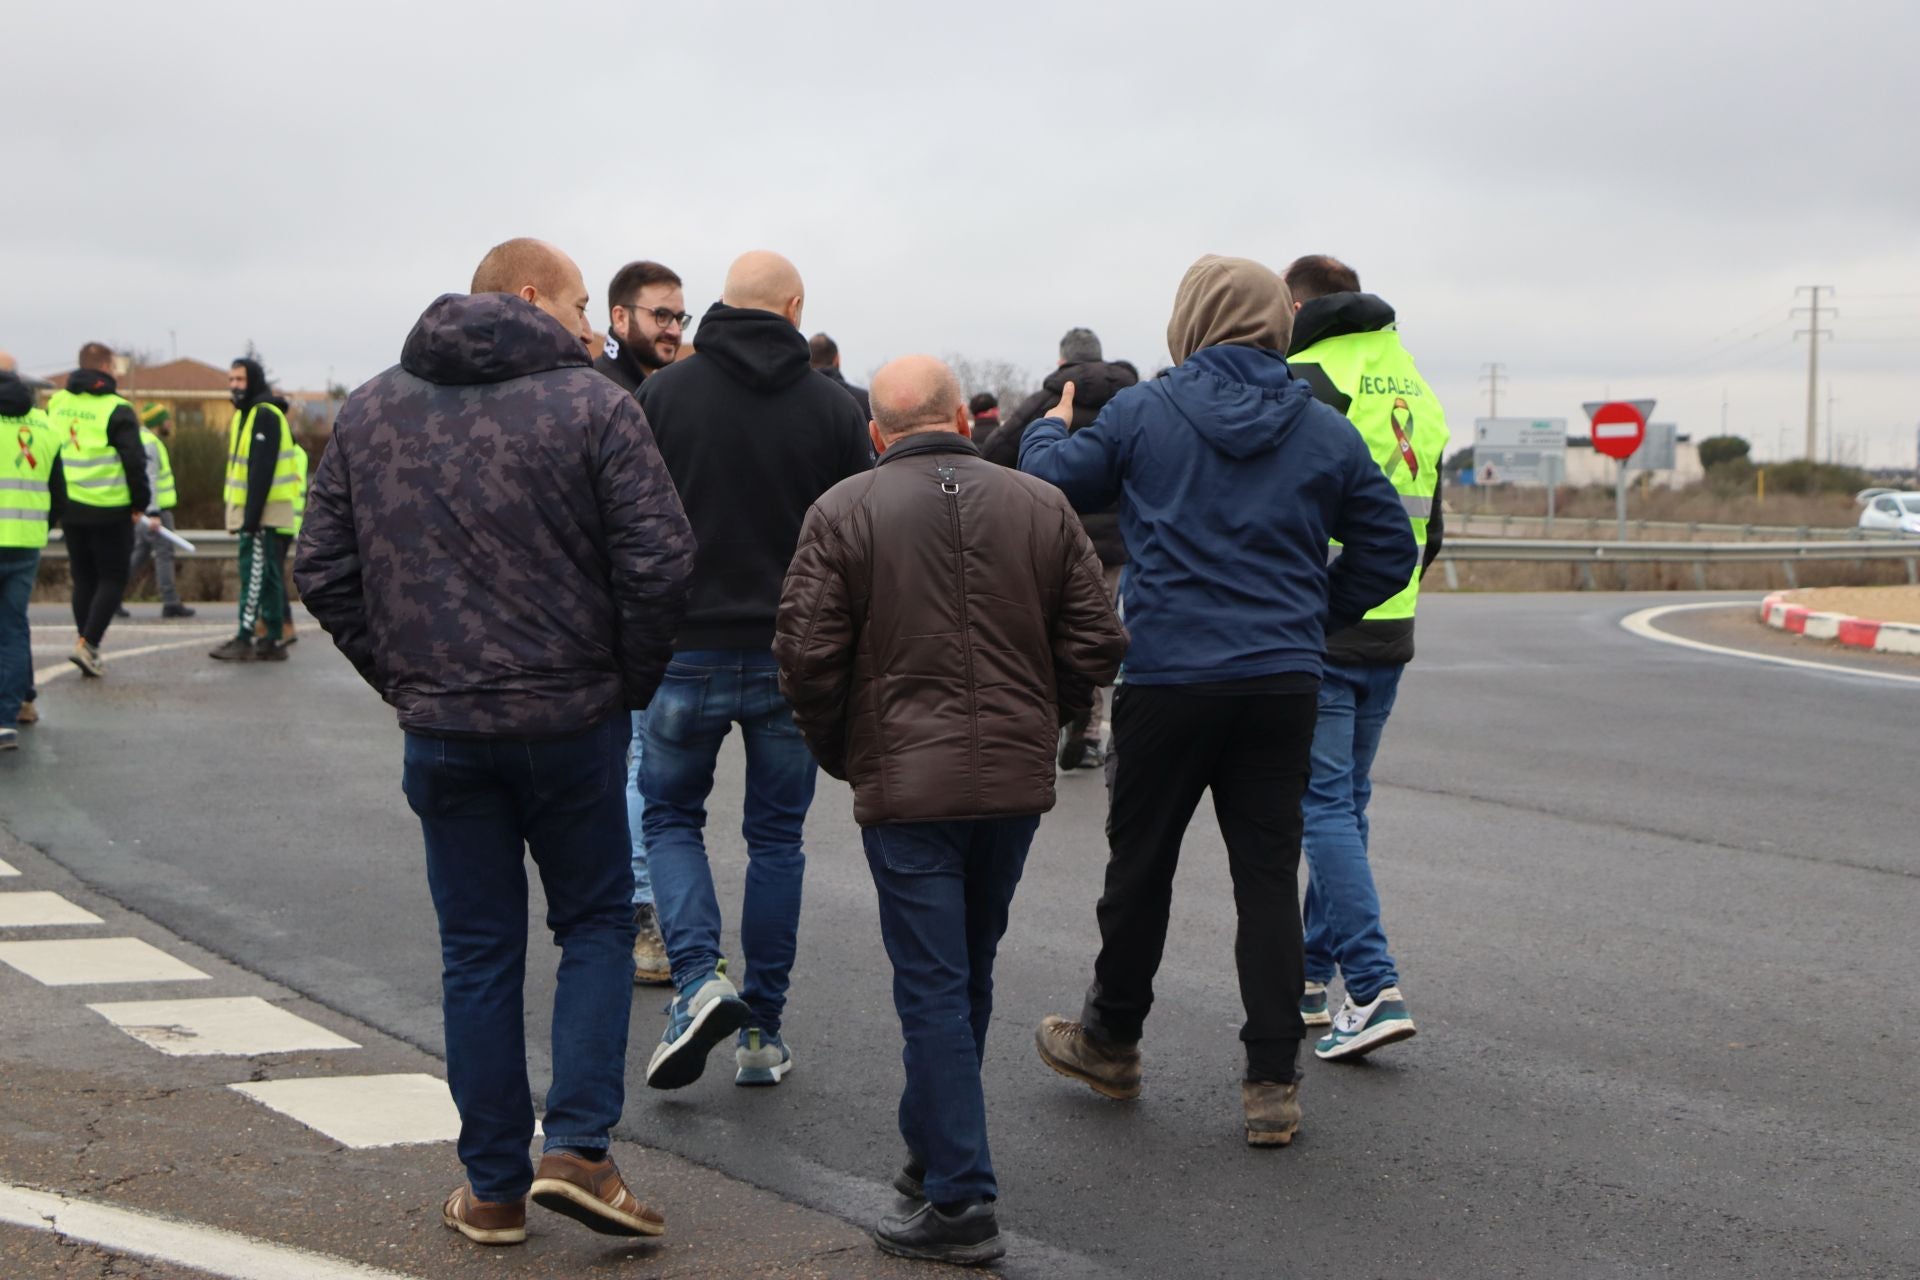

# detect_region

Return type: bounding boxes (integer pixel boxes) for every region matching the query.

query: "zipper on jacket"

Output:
[939,465,983,812]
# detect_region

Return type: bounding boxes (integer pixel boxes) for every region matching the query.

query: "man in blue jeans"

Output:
[776,356,1126,1264]
[636,251,872,1090]
[1,355,61,749]
[296,239,694,1246]
[1283,254,1448,1061]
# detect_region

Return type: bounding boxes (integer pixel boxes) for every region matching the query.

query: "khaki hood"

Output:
[1166,255,1294,365]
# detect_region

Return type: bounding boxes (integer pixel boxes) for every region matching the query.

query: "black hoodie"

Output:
[637,301,872,650]
[54,369,151,525]
[983,359,1140,565]
[1287,292,1444,667]
[229,357,286,533]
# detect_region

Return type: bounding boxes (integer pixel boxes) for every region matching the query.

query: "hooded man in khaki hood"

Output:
[1018,254,1416,1147]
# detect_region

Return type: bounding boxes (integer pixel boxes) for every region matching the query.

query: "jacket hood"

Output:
[1042,359,1138,409]
[690,302,811,392]
[401,292,591,387]
[66,368,118,397]
[1167,255,1294,365]
[1288,292,1398,355]
[230,357,271,407]
[1160,345,1314,460]
[0,370,33,417]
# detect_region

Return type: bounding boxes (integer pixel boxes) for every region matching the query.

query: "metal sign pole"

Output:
[1615,458,1628,542]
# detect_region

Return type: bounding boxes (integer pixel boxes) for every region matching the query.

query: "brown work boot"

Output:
[1035,1015,1141,1100]
[632,903,671,986]
[1241,1080,1303,1147]
[530,1150,666,1237]
[441,1185,526,1246]
[15,701,36,726]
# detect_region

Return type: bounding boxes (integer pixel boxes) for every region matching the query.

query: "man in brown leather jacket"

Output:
[775,355,1126,1266]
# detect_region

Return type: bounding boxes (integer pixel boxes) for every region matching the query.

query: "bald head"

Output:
[869,355,967,447]
[722,251,805,326]
[470,238,592,348]
[0,351,15,374]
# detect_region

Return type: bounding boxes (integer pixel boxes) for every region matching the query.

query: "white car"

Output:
[1858,491,1920,535]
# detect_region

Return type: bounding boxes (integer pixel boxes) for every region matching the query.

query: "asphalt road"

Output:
[5,594,1919,1278]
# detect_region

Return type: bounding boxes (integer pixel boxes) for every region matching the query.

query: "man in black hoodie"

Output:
[45,342,154,675]
[635,250,871,1094]
[808,332,871,417]
[983,327,1138,768]
[210,357,298,662]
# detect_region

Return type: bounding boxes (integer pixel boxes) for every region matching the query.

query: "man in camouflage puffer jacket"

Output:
[295,238,695,1245]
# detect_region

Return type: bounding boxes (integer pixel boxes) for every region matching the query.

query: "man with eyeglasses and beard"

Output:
[595,261,689,396]
[594,259,691,990]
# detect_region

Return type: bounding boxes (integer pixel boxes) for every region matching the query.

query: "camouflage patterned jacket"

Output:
[294,292,696,738]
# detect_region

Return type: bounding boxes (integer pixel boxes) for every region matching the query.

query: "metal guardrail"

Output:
[1438,537,1920,590]
[40,530,238,560]
[1452,513,1909,542]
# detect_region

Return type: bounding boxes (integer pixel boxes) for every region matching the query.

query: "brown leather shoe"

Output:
[15,701,36,726]
[1035,1015,1142,1100]
[530,1151,666,1237]
[441,1185,526,1246]
[1241,1080,1303,1147]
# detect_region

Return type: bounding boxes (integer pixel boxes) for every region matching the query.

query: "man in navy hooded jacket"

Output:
[1020,254,1415,1147]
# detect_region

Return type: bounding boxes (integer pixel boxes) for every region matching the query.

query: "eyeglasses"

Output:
[618,304,692,330]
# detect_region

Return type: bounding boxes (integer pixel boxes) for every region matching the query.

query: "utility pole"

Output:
[1720,387,1729,436]
[1826,381,1838,464]
[1478,362,1507,417]
[1792,286,1834,461]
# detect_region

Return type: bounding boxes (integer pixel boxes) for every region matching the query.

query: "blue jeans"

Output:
[863,816,1037,1206]
[401,716,637,1203]
[627,711,652,906]
[1301,661,1404,1003]
[640,649,817,1033]
[0,549,39,728]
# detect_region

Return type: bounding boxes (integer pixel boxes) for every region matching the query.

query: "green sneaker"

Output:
[734,1027,793,1086]
[1300,980,1332,1028]
[1315,985,1416,1061]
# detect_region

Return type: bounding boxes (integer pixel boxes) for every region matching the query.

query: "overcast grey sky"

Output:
[6,0,1916,464]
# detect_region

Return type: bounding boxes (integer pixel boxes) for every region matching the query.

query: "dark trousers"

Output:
[401,716,637,1202]
[1081,682,1317,1081]
[235,530,286,643]
[863,815,1038,1206]
[65,519,134,646]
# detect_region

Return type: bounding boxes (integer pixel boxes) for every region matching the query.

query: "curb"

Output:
[1760,593,1920,656]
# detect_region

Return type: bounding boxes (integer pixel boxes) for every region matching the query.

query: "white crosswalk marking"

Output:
[0,937,210,985]
[0,890,104,928]
[230,1074,463,1148]
[0,1182,422,1280]
[88,996,361,1056]
[0,858,19,877]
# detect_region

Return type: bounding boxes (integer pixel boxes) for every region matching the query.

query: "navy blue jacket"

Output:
[1019,344,1416,684]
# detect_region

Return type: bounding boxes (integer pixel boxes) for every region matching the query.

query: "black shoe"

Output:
[254,640,289,662]
[209,637,259,662]
[1058,726,1088,771]
[874,1200,1004,1266]
[161,604,197,619]
[114,606,131,619]
[892,1155,925,1200]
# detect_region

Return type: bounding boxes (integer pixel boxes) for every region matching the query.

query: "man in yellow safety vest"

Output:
[1282,255,1449,1064]
[121,403,196,619]
[1,352,64,746]
[45,342,156,677]
[209,356,299,663]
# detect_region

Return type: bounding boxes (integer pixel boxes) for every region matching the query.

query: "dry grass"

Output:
[1452,483,1859,530]
[1782,585,1920,624]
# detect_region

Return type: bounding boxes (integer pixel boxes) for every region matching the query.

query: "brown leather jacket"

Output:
[775,432,1127,825]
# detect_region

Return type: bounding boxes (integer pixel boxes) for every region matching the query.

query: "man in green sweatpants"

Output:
[209,357,299,663]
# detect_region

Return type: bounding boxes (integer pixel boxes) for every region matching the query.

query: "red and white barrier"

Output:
[1760,594,1920,656]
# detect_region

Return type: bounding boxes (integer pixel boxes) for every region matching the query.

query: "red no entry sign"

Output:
[1587,400,1650,461]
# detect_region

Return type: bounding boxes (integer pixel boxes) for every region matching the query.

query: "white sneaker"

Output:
[1314,985,1416,1061]
[69,639,105,678]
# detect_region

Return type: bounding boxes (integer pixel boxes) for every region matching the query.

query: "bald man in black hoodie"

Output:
[633,250,872,1093]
